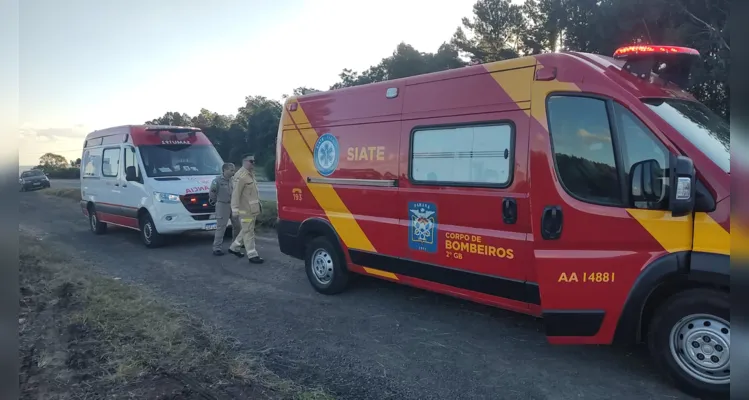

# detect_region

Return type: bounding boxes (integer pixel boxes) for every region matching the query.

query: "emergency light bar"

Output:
[613,44,700,88]
[613,45,699,59]
[145,126,201,134]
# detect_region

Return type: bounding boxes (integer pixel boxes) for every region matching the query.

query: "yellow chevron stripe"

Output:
[693,212,730,255]
[626,209,693,253]
[281,102,376,252]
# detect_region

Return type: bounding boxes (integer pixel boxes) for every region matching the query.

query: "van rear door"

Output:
[530,94,693,345]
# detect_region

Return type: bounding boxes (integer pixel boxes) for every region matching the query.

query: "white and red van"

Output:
[80,125,228,247]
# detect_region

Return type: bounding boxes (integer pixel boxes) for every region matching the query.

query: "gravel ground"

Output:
[19,191,693,400]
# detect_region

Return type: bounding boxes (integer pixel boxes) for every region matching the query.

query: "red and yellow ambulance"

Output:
[275,45,730,399]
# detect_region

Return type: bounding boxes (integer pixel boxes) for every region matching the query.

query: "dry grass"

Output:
[18,233,333,400]
[40,187,81,201]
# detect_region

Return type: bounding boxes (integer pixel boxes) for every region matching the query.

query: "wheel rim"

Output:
[669,313,730,385]
[143,222,152,243]
[311,248,334,285]
[90,212,97,230]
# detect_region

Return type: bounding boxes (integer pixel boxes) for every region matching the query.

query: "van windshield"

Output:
[139,144,224,177]
[643,98,730,173]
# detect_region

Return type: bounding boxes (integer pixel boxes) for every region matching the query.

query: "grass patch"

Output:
[258,200,278,229]
[41,187,81,201]
[18,233,333,400]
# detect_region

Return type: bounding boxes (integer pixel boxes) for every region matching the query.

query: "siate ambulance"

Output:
[274,45,730,398]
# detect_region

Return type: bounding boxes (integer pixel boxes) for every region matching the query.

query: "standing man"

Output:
[209,162,236,256]
[228,154,264,264]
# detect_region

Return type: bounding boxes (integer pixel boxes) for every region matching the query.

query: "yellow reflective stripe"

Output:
[626,209,693,253]
[693,212,730,255]
[282,105,376,252]
[363,267,398,280]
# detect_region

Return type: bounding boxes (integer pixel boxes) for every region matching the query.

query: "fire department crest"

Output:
[408,201,438,253]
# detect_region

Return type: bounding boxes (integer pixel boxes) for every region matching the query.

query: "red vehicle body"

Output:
[275,47,730,398]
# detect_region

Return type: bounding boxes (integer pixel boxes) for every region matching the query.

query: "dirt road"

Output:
[19,191,692,400]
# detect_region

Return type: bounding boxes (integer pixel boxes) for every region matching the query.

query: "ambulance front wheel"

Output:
[648,288,730,400]
[304,236,349,295]
[139,212,165,248]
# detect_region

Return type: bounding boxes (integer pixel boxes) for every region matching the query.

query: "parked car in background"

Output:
[19,169,51,191]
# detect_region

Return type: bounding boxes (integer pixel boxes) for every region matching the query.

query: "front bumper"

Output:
[277,219,303,259]
[150,202,229,234]
[21,181,49,190]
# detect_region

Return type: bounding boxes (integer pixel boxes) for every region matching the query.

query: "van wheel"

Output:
[88,205,107,234]
[648,288,730,400]
[304,236,349,295]
[139,213,165,248]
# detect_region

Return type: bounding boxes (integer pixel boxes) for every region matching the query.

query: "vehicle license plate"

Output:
[205,222,217,230]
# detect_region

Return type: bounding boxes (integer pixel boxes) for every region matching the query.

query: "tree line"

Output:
[39,0,731,181]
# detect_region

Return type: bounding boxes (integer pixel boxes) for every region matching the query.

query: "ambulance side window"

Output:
[612,102,670,210]
[410,123,514,187]
[101,147,120,178]
[547,95,622,206]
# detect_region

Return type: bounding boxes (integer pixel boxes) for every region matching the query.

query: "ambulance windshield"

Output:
[139,144,224,177]
[643,98,730,173]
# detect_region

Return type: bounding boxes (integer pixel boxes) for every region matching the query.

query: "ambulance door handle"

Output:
[502,198,517,224]
[541,205,563,240]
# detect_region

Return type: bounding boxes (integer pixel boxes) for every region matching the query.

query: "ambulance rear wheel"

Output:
[304,236,349,295]
[648,288,729,400]
[139,212,165,248]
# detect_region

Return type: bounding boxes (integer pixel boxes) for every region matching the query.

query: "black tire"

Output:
[647,288,730,400]
[225,224,234,238]
[88,205,107,235]
[139,212,165,248]
[304,236,349,295]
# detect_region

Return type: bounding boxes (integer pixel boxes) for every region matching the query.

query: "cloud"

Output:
[19,124,89,140]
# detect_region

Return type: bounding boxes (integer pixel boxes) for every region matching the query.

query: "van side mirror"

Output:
[669,155,696,217]
[125,166,138,182]
[629,159,665,204]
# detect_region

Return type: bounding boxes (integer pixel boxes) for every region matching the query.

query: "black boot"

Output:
[248,256,264,264]
[227,248,244,258]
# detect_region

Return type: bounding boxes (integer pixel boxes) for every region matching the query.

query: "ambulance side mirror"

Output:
[629,159,665,205]
[669,155,696,217]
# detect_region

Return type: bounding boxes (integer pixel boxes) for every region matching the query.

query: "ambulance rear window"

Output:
[643,99,730,173]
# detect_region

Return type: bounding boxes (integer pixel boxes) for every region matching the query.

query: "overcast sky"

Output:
[15,0,528,166]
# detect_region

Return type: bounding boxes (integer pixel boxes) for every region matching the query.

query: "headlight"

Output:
[19,178,23,184]
[154,192,181,203]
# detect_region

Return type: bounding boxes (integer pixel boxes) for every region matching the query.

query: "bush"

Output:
[263,158,275,182]
[257,201,278,229]
[33,166,80,179]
